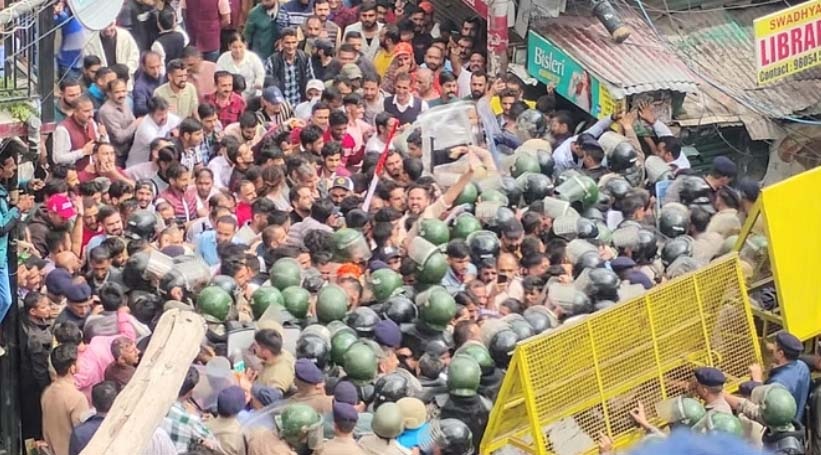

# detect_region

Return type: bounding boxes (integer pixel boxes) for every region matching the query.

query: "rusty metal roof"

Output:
[658,7,821,118]
[530,14,699,96]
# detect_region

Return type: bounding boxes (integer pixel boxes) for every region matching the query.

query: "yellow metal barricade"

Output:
[736,165,821,342]
[481,254,761,455]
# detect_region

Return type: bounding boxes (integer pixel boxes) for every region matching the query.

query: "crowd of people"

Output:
[0,0,808,453]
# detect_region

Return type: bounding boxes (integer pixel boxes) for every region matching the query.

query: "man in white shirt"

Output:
[127,96,181,168]
[552,116,615,175]
[52,95,109,166]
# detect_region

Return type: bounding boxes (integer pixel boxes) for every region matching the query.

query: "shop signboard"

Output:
[526,30,619,118]
[754,0,821,85]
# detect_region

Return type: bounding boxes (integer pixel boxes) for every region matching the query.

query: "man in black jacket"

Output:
[19,292,54,441]
[265,27,315,107]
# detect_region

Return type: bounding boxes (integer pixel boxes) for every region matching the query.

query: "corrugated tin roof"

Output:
[657,8,821,118]
[531,15,699,96]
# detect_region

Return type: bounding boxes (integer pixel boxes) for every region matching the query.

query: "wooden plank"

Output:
[80,309,206,455]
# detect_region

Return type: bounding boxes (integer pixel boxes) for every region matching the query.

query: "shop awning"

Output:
[658,7,821,121]
[529,15,699,98]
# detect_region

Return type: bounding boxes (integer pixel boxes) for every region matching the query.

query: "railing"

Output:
[0,2,40,104]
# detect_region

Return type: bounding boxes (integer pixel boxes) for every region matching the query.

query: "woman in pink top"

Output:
[342,93,374,167]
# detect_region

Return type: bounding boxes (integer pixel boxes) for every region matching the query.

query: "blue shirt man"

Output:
[756,332,811,421]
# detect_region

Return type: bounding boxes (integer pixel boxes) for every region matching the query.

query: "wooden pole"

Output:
[80,309,207,455]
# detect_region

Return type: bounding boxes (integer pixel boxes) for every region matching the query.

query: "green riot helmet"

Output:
[694,411,743,436]
[656,395,705,426]
[447,355,481,397]
[720,235,739,256]
[417,286,457,331]
[373,370,422,409]
[516,109,547,139]
[383,294,418,325]
[635,229,659,264]
[555,174,599,209]
[270,258,303,290]
[316,284,349,323]
[757,384,798,429]
[610,142,643,187]
[276,404,322,447]
[343,342,378,384]
[372,402,405,438]
[454,181,479,206]
[419,219,451,246]
[500,176,523,208]
[419,418,474,455]
[346,306,381,336]
[466,230,500,264]
[517,172,554,205]
[741,234,769,264]
[408,237,448,285]
[678,175,713,206]
[455,340,495,376]
[296,335,331,370]
[251,286,284,320]
[330,330,358,366]
[661,237,693,268]
[602,176,632,204]
[584,268,622,302]
[125,210,158,241]
[333,228,372,264]
[197,286,233,322]
[658,203,691,239]
[417,251,449,285]
[538,149,555,176]
[451,213,483,240]
[480,189,509,206]
[523,306,559,334]
[281,286,310,319]
[511,153,540,178]
[369,268,405,302]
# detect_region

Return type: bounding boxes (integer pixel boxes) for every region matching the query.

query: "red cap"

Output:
[418,1,434,13]
[394,42,413,57]
[46,194,76,219]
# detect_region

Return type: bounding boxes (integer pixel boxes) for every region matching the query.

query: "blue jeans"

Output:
[0,264,10,323]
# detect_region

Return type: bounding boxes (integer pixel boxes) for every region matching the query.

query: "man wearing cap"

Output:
[693,367,733,414]
[256,86,295,130]
[329,177,353,205]
[206,386,249,455]
[295,79,326,120]
[728,332,810,421]
[55,281,95,327]
[374,319,403,375]
[26,193,80,258]
[314,402,365,455]
[286,359,334,414]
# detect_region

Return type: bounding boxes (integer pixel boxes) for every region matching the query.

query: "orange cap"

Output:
[394,42,413,57]
[418,1,433,13]
[337,263,363,279]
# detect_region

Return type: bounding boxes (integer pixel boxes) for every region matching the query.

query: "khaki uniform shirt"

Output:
[206,415,247,455]
[246,429,296,455]
[358,434,412,455]
[705,396,734,414]
[41,376,90,455]
[285,389,334,415]
[314,435,366,455]
[258,350,296,392]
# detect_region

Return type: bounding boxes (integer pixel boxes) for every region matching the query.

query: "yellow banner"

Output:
[754,0,821,85]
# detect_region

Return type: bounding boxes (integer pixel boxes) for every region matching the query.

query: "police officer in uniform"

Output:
[693,367,733,414]
[246,403,322,455]
[314,402,366,455]
[400,286,455,359]
[359,402,411,455]
[439,355,491,452]
[285,359,334,415]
